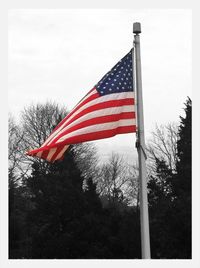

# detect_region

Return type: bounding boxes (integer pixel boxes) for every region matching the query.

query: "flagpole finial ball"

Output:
[133,22,141,34]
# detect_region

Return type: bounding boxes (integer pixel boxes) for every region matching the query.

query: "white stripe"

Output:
[36,151,43,157]
[49,105,135,144]
[46,147,57,162]
[56,118,136,143]
[53,145,69,161]
[46,91,134,146]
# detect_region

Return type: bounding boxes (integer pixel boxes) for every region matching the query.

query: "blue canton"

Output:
[96,50,134,96]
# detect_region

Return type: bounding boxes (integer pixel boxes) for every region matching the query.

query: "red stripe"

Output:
[27,148,49,159]
[59,154,65,161]
[51,112,135,145]
[27,146,51,156]
[27,150,37,156]
[40,150,49,160]
[58,125,136,145]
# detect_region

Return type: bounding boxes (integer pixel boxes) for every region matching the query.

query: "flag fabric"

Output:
[26,50,136,162]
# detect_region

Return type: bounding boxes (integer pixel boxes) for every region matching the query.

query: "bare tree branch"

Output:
[146,122,178,176]
[95,153,139,205]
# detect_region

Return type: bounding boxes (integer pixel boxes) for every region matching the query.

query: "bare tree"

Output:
[122,163,139,207]
[8,114,26,181]
[146,122,178,175]
[96,153,139,205]
[8,102,67,177]
[21,101,67,151]
[72,143,98,180]
[96,153,124,198]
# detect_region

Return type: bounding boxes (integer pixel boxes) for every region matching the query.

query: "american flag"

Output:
[26,50,136,162]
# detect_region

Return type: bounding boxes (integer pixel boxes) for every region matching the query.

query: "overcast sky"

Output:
[8,9,192,162]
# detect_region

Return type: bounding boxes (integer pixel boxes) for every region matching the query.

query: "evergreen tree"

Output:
[147,159,173,258]
[84,177,102,214]
[9,172,32,258]
[167,97,192,258]
[148,97,192,258]
[23,147,88,258]
[169,97,191,198]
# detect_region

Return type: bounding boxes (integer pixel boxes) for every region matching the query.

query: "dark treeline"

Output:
[9,98,191,259]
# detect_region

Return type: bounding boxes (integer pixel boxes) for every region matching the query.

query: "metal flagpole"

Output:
[132,22,151,259]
